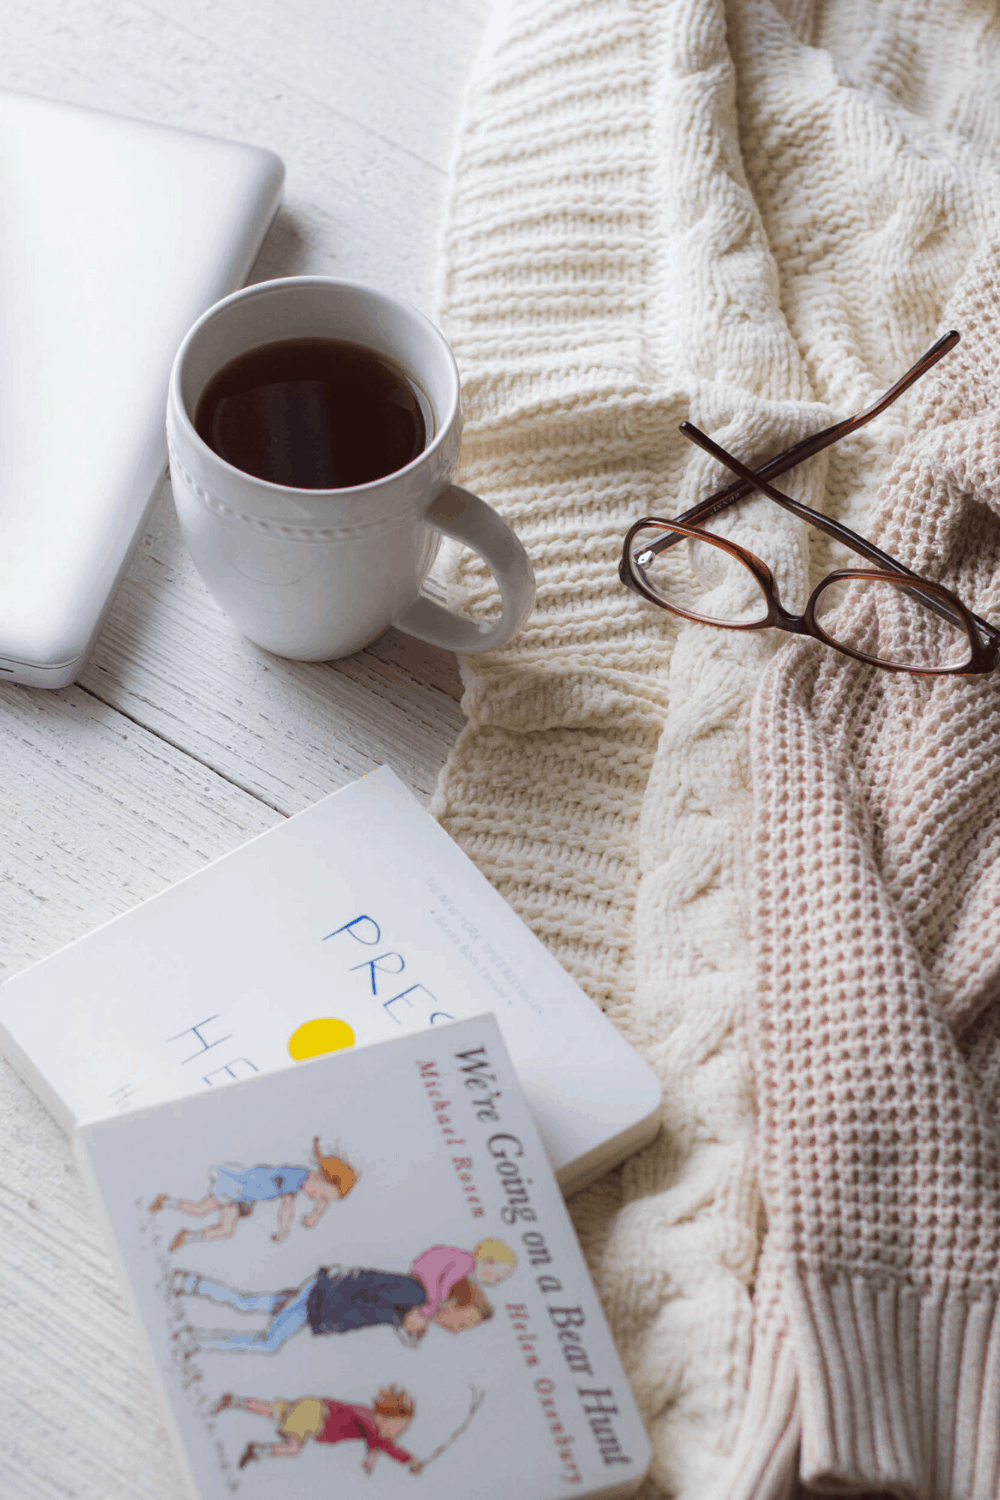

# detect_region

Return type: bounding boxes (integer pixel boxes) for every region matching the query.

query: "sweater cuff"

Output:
[713,1262,800,1500]
[788,1268,1000,1498]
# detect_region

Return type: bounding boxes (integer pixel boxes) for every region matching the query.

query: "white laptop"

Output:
[0,90,284,687]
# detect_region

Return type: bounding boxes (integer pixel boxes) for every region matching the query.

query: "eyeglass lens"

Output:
[813,576,973,671]
[631,523,770,625]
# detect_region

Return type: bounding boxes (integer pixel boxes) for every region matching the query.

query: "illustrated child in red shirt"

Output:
[148,1137,357,1251]
[214,1384,422,1474]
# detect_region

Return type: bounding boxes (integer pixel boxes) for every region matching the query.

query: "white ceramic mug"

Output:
[166,277,535,660]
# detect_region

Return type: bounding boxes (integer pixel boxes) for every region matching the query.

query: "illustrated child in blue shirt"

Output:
[149,1138,357,1251]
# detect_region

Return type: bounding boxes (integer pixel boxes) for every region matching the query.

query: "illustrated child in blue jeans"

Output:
[172,1244,510,1354]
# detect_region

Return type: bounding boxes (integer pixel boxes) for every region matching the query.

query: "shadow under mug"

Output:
[165,276,535,661]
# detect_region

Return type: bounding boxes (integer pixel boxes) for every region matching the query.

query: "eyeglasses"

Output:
[619,331,1000,675]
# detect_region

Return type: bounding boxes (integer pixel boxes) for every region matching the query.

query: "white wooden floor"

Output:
[0,3,489,1493]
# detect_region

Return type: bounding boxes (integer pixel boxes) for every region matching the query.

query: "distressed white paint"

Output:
[0,3,488,1493]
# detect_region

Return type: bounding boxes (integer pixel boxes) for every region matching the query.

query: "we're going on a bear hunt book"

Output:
[0,767,659,1194]
[76,1014,652,1500]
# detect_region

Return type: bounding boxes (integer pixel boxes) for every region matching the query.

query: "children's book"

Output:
[0,767,660,1194]
[76,1013,651,1500]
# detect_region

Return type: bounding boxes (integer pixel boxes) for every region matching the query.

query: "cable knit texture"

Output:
[433,2,1000,1497]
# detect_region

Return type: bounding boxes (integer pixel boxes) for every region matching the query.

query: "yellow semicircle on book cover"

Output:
[287,1017,355,1060]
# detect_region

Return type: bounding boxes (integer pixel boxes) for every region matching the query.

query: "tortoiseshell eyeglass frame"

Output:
[618,331,1000,676]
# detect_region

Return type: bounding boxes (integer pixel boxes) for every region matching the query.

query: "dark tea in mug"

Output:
[194,337,432,489]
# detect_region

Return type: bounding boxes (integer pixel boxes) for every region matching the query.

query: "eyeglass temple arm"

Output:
[643,330,960,555]
[680,422,1000,645]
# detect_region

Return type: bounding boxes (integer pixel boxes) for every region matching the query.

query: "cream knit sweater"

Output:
[730,248,1000,1499]
[433,2,1000,1496]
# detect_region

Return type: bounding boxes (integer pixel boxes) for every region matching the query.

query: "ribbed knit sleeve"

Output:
[726,246,1000,1499]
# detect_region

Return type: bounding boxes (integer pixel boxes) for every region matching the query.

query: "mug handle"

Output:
[392,485,536,653]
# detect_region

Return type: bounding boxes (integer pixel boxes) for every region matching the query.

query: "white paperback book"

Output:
[0,767,660,1194]
[76,1013,652,1500]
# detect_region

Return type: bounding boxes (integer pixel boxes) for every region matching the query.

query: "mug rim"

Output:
[167,274,461,500]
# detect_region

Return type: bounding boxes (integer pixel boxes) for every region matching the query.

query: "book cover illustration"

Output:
[77,1015,651,1500]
